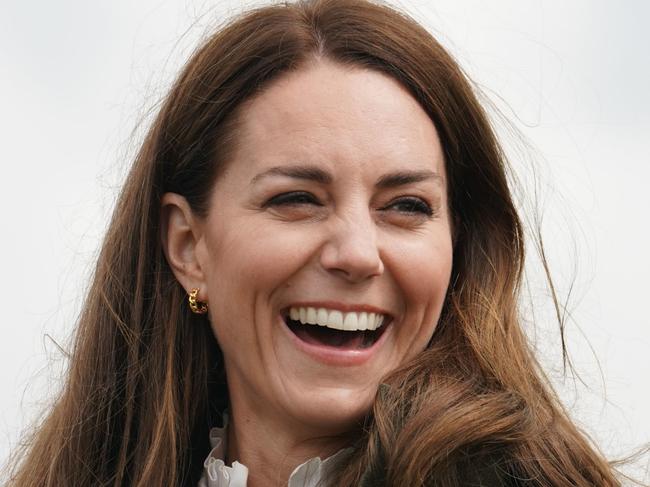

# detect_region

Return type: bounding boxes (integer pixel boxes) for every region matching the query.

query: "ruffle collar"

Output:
[198,414,353,487]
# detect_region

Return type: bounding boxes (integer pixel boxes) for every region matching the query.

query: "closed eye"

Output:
[383,197,434,217]
[264,191,322,207]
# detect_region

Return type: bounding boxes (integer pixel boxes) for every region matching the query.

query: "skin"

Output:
[162,59,453,486]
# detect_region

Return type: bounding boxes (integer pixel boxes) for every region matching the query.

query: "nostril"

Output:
[319,243,384,283]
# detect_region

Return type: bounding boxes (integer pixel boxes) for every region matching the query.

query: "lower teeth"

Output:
[286,318,379,348]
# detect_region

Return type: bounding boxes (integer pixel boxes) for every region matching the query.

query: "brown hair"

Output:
[6,0,623,485]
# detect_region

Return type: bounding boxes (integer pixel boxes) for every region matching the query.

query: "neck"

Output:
[225,407,351,487]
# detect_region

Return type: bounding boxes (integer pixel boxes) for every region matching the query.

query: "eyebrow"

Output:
[250,165,333,185]
[250,164,442,188]
[375,169,443,188]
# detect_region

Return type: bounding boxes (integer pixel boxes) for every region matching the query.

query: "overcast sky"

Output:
[1,0,648,479]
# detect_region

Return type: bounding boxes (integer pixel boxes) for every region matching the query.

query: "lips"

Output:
[280,303,393,364]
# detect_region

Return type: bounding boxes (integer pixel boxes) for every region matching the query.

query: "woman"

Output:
[6,0,624,485]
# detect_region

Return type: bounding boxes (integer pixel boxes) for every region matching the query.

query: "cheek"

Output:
[412,244,452,303]
[203,219,319,305]
[386,232,453,328]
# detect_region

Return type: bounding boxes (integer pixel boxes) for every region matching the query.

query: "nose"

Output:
[319,211,384,283]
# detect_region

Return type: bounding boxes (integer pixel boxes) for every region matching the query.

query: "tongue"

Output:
[292,325,366,349]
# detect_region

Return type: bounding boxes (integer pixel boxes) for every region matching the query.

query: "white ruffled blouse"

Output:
[198,417,353,487]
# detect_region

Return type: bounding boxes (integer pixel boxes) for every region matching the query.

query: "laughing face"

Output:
[190,60,453,436]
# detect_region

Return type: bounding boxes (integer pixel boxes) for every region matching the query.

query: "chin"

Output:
[284,383,378,434]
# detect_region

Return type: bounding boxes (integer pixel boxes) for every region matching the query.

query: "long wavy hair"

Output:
[6,0,622,485]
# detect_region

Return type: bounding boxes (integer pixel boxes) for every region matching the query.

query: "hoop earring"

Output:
[188,288,208,314]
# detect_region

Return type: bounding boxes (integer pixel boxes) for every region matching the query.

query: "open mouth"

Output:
[282,306,391,350]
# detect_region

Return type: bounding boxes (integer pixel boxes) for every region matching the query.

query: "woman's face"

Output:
[195,60,453,434]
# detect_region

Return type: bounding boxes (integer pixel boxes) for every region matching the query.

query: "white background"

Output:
[1,0,648,481]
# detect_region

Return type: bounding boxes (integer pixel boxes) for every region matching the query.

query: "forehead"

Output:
[228,59,445,180]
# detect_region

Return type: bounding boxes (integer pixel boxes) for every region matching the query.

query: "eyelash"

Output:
[264,191,435,217]
[265,191,321,207]
[387,197,434,216]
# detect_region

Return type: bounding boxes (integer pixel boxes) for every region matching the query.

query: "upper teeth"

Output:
[288,307,386,331]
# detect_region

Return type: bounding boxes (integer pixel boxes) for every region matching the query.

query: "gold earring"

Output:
[188,288,208,314]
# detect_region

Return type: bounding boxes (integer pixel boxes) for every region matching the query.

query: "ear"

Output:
[160,192,208,300]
